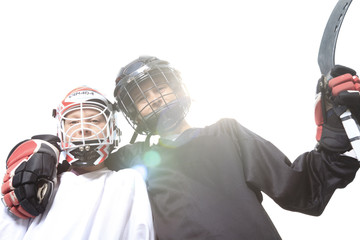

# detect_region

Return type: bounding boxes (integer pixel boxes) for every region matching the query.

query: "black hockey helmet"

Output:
[114,56,191,135]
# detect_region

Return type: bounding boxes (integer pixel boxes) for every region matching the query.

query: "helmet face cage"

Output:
[114,57,191,135]
[55,87,117,166]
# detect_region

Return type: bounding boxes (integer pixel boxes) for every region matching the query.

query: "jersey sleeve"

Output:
[221,118,359,216]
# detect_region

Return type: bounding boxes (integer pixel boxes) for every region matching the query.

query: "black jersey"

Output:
[107,118,359,240]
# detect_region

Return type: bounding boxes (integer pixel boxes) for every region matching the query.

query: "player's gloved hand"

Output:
[315,65,359,153]
[1,135,60,219]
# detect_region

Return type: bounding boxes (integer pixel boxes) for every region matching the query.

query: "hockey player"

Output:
[107,56,360,239]
[1,86,155,240]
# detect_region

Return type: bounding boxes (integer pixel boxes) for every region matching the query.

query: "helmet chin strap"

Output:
[130,131,139,144]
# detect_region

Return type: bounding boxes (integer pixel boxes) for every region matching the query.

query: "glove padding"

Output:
[1,135,60,219]
[315,65,360,153]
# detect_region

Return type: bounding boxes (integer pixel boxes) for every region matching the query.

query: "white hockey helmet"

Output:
[53,86,119,167]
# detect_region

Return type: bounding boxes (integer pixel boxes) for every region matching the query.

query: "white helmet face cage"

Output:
[114,57,191,135]
[55,87,117,167]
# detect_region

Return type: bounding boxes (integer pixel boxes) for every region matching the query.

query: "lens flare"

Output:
[130,150,162,180]
[143,150,161,167]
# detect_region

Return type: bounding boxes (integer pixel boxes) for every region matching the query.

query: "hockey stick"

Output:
[317,0,360,158]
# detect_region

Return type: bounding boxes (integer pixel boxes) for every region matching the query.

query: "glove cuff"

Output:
[31,134,61,152]
[318,123,351,153]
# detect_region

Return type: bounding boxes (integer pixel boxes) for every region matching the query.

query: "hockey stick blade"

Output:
[318,0,352,75]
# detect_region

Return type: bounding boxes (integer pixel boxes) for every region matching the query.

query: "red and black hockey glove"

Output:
[1,135,60,219]
[315,65,360,153]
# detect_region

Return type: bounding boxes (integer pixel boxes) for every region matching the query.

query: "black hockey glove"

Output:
[1,135,60,219]
[315,65,360,153]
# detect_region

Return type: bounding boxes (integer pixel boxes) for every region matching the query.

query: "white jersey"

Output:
[0,168,155,240]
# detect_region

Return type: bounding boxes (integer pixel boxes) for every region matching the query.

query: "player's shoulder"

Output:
[106,142,147,170]
[205,118,245,132]
[205,118,261,140]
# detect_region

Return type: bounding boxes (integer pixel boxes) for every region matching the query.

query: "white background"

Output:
[1,0,359,239]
